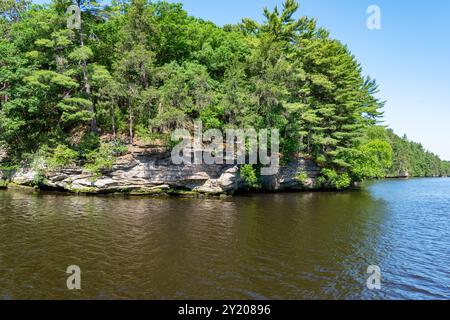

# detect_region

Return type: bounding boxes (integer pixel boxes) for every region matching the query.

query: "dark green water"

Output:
[0,178,449,300]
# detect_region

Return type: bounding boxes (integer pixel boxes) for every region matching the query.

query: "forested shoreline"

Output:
[1,0,449,191]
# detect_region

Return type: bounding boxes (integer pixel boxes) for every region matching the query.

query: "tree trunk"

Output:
[129,98,133,144]
[111,106,116,143]
[77,1,97,134]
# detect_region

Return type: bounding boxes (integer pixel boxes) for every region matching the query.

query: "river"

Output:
[0,178,449,299]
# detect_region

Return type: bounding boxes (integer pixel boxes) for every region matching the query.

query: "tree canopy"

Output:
[1,0,448,185]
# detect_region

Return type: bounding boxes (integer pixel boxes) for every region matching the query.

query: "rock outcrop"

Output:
[4,149,320,195]
[386,170,410,179]
[260,159,321,191]
[0,147,7,163]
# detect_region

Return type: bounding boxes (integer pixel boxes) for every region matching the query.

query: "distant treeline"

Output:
[387,130,450,178]
[0,0,448,187]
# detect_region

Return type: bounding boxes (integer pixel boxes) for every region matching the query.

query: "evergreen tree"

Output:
[0,0,448,181]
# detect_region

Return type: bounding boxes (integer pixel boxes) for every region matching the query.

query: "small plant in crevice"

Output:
[296,170,309,186]
[240,164,261,190]
[83,143,116,177]
[32,169,48,188]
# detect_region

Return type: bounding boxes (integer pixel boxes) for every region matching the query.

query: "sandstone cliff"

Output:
[1,148,320,195]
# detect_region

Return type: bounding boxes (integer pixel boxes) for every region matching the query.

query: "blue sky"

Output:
[32,0,450,160]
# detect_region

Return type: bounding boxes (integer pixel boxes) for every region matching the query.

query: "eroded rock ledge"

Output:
[1,149,320,195]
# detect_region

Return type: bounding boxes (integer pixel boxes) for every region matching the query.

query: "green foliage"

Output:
[134,124,154,143]
[386,130,449,177]
[28,146,49,173]
[0,0,30,23]
[83,143,116,176]
[32,169,47,188]
[200,107,224,130]
[0,0,447,189]
[349,139,393,181]
[296,170,309,186]
[317,168,352,190]
[240,164,260,190]
[77,132,100,158]
[46,145,78,169]
[68,46,94,62]
[112,142,129,156]
[0,165,19,171]
[443,162,450,177]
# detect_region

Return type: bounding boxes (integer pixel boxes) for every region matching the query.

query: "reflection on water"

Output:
[0,178,449,299]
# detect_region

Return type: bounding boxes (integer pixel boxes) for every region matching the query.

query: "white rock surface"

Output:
[7,151,319,195]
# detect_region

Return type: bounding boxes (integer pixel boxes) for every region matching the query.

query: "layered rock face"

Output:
[260,159,321,191]
[0,147,7,162]
[5,149,320,195]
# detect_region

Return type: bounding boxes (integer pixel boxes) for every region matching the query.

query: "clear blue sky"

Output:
[32,0,450,160]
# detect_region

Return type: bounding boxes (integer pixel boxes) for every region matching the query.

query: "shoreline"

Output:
[2,148,448,197]
[0,155,321,196]
[1,175,448,198]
